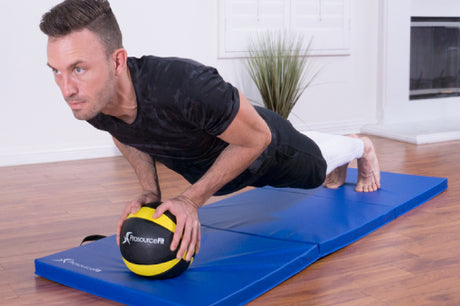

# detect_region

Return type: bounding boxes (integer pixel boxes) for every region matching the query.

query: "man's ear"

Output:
[112,48,128,76]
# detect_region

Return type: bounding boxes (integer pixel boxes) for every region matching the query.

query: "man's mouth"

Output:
[68,101,86,110]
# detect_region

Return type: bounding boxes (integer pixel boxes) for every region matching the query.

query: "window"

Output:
[219,0,351,58]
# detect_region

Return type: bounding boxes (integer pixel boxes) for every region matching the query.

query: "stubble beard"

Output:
[71,72,115,121]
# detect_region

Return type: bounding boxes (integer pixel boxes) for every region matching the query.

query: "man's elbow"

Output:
[260,126,272,152]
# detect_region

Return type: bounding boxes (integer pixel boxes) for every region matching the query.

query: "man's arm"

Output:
[153,92,272,261]
[183,93,271,204]
[113,137,162,245]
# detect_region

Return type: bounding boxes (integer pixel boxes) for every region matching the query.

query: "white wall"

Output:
[376,0,460,125]
[360,0,460,144]
[0,0,379,167]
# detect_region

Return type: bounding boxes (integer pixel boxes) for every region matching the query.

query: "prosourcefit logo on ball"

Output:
[122,231,165,245]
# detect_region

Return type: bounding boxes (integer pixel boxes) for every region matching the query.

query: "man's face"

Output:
[47,29,115,121]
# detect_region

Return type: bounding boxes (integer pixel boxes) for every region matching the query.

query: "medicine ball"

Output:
[119,202,193,279]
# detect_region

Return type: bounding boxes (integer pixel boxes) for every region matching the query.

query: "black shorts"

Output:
[215,107,327,195]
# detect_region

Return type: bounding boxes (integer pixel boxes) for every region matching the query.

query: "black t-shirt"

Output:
[88,56,240,183]
[88,56,326,194]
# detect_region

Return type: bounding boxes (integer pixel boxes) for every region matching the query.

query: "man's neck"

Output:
[103,67,137,124]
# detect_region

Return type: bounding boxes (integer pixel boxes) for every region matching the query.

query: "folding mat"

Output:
[35,169,448,305]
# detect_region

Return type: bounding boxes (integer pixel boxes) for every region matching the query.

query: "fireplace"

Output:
[361,0,460,144]
[410,17,460,100]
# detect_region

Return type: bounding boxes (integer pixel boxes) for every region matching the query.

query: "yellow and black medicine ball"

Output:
[119,202,193,279]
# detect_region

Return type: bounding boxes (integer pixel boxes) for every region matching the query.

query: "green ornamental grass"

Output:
[246,32,318,119]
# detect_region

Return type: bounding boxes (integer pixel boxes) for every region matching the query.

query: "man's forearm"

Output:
[182,141,268,207]
[113,137,161,199]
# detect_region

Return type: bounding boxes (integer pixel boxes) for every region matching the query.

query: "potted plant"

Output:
[246,31,318,119]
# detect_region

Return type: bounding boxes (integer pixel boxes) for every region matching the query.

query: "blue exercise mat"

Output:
[200,169,448,256]
[35,169,447,305]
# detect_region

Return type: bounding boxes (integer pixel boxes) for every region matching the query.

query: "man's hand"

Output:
[116,190,160,246]
[153,195,201,262]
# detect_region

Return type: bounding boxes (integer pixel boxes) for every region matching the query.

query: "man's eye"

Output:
[75,67,84,74]
[52,68,61,75]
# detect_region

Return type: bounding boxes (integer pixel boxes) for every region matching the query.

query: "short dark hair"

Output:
[39,0,123,55]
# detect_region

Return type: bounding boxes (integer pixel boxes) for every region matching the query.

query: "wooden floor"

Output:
[1,135,459,305]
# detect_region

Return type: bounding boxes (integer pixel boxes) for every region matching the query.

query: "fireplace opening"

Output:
[410,17,460,100]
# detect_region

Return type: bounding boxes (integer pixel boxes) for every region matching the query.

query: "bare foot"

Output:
[323,163,349,189]
[355,137,381,192]
[323,134,359,189]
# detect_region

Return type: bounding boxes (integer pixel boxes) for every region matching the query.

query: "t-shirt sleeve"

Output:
[181,66,240,136]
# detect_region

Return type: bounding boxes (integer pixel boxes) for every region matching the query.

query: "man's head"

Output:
[40,0,122,56]
[40,0,127,121]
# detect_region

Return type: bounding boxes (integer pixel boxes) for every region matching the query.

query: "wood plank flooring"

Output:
[0,135,458,305]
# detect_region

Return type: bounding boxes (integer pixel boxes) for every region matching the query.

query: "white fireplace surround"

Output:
[362,0,460,144]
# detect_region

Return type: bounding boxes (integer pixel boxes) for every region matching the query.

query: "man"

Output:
[40,0,380,262]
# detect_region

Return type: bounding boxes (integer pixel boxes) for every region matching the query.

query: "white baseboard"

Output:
[295,119,369,135]
[1,119,370,167]
[0,145,121,167]
[361,117,460,144]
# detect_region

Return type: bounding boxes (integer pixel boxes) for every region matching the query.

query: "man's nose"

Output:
[60,75,78,99]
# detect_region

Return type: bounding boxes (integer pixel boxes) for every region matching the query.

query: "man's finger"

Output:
[170,217,185,253]
[176,220,193,260]
[116,217,126,246]
[152,202,168,219]
[185,221,199,261]
[194,222,201,255]
[117,202,141,246]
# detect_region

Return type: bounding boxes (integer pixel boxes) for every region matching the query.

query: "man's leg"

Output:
[303,132,380,192]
